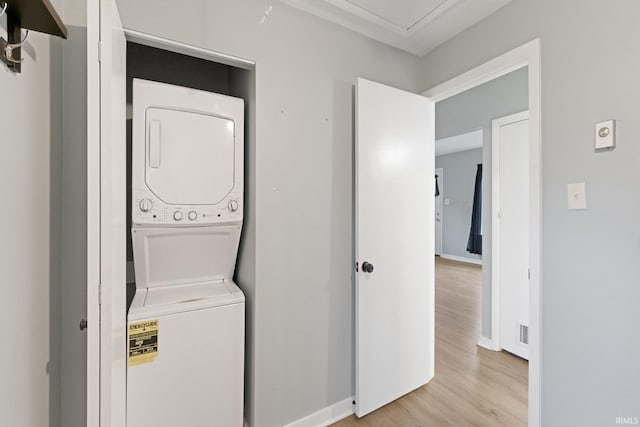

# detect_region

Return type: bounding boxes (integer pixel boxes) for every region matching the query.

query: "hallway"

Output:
[334,257,528,426]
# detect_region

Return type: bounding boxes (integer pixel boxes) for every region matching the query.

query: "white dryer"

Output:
[131,78,244,227]
[128,79,245,427]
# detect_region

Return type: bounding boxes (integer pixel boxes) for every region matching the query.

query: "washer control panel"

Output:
[133,189,243,226]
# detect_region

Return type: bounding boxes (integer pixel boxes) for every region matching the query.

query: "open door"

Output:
[99,0,127,425]
[355,78,435,417]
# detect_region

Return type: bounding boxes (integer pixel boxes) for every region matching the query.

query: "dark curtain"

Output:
[435,174,440,197]
[466,164,482,255]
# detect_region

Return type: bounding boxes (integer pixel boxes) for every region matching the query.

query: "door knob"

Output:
[362,262,374,274]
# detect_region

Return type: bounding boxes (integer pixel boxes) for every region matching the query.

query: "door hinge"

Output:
[355,262,359,272]
[98,40,103,63]
[528,268,531,280]
[98,282,102,305]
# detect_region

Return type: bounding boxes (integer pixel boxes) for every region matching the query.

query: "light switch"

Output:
[595,120,616,151]
[567,183,587,210]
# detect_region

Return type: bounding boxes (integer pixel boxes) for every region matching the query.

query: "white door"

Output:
[99,0,127,424]
[435,168,443,256]
[355,78,435,417]
[493,112,529,360]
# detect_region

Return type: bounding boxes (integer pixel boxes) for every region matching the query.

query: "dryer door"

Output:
[145,107,235,206]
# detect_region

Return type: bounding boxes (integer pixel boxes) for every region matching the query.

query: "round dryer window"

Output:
[144,107,235,205]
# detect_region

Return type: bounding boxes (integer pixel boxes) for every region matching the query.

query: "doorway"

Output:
[424,39,541,427]
[435,71,529,426]
[432,67,528,425]
[341,39,541,427]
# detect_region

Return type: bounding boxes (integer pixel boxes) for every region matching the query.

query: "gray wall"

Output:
[0,1,63,425]
[421,1,640,425]
[115,1,422,426]
[435,67,528,336]
[435,148,483,261]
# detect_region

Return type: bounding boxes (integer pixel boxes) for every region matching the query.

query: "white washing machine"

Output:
[128,79,245,427]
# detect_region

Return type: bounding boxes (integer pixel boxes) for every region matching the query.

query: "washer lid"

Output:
[145,107,235,206]
[132,225,241,290]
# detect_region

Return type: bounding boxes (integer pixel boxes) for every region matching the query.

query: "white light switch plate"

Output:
[595,120,616,150]
[567,183,587,210]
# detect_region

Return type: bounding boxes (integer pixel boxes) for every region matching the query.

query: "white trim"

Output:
[422,40,536,103]
[477,336,500,351]
[423,38,542,427]
[283,397,354,427]
[123,28,255,70]
[87,1,101,425]
[490,110,529,356]
[439,253,482,266]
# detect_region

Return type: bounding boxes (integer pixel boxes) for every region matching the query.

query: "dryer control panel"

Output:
[133,189,243,226]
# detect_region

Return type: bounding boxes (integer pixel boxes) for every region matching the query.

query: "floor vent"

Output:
[518,323,529,345]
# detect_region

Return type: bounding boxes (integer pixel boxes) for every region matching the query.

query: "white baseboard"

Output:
[440,253,483,265]
[478,336,500,351]
[283,397,354,427]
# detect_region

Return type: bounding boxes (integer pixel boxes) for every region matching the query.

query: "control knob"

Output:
[228,200,239,213]
[188,210,198,221]
[173,211,183,221]
[139,198,152,213]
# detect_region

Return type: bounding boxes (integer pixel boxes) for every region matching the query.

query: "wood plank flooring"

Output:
[333,257,528,427]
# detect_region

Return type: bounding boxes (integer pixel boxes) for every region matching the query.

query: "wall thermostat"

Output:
[595,120,616,151]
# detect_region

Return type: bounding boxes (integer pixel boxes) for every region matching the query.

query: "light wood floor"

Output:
[333,257,528,427]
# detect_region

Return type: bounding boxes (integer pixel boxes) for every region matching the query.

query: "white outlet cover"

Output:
[567,183,587,210]
[595,120,615,150]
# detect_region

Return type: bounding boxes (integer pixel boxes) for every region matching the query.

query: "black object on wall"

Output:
[0,0,67,73]
[466,164,482,255]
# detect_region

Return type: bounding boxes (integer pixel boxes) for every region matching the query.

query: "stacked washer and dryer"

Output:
[127,79,245,427]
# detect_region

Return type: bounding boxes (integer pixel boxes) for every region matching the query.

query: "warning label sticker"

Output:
[128,320,159,367]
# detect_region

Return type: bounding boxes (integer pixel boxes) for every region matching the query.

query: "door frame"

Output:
[423,39,542,427]
[435,167,444,256]
[491,110,530,355]
[87,1,101,425]
[87,21,257,426]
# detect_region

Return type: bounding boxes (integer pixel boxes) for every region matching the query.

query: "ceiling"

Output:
[436,129,482,156]
[281,0,512,56]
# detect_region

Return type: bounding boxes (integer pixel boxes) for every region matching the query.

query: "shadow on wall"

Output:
[324,79,355,407]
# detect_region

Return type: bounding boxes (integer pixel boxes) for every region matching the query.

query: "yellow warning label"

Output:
[128,320,159,367]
